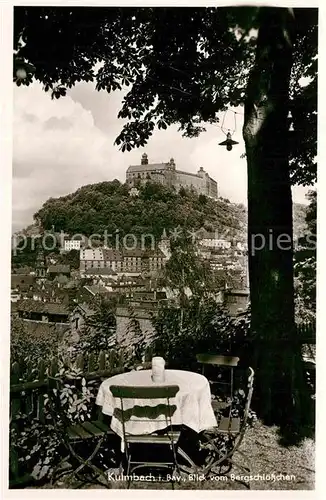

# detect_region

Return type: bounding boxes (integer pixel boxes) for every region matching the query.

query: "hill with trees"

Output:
[33,181,248,241]
[13,179,308,263]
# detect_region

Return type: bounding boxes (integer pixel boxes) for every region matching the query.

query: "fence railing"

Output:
[9,347,154,488]
[296,322,316,344]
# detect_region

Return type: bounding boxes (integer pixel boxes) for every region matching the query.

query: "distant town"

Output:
[11,155,250,355]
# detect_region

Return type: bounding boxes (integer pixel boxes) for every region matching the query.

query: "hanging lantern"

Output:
[219,131,239,151]
[14,57,36,81]
[16,67,27,80]
[218,110,239,151]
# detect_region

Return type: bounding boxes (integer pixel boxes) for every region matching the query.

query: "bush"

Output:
[150,297,251,371]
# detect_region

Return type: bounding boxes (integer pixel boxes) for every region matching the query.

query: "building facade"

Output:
[196,228,231,250]
[63,238,82,252]
[79,247,166,276]
[126,154,218,199]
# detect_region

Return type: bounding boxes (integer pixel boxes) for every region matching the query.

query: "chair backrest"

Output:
[110,385,179,400]
[196,354,240,367]
[110,385,179,440]
[208,366,254,452]
[196,354,240,403]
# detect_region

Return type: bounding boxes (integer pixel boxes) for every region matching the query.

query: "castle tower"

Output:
[164,158,176,188]
[141,153,149,165]
[197,166,205,177]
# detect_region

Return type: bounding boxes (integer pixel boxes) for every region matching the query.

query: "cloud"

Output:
[12,83,129,230]
[69,83,250,200]
[43,116,73,130]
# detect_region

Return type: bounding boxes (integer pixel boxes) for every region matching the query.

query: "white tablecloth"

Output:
[96,369,217,440]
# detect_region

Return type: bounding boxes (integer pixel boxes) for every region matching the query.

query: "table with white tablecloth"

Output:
[96,369,217,440]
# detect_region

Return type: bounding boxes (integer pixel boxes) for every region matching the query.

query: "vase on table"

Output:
[151,356,165,383]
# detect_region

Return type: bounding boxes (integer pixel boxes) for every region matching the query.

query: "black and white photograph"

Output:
[3,1,319,493]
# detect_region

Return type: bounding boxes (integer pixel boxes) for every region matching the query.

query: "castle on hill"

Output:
[126,153,218,199]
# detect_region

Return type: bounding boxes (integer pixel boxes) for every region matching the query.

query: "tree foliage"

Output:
[78,296,117,355]
[294,190,316,322]
[10,317,59,364]
[33,180,247,240]
[150,296,250,372]
[14,7,317,185]
[126,305,146,364]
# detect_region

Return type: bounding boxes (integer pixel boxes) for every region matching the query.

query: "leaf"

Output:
[39,465,50,479]
[31,465,41,479]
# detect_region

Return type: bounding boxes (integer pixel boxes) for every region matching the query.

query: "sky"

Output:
[12,81,312,233]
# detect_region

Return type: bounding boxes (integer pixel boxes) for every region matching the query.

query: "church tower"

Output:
[165,158,176,188]
[158,229,171,259]
[36,250,47,278]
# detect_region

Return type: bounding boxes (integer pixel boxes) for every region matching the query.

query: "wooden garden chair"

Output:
[47,375,115,487]
[177,367,254,488]
[196,354,240,414]
[110,384,181,489]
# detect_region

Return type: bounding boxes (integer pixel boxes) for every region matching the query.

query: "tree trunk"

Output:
[243,7,312,434]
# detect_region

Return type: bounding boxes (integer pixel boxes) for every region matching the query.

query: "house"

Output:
[11,274,36,300]
[80,247,166,277]
[222,289,250,316]
[132,290,167,301]
[62,234,87,253]
[11,316,68,350]
[80,267,118,279]
[196,229,231,250]
[141,249,166,274]
[79,248,122,272]
[66,303,117,353]
[12,266,33,275]
[15,299,70,324]
[11,274,35,291]
[70,303,97,335]
[83,284,112,298]
[47,264,71,279]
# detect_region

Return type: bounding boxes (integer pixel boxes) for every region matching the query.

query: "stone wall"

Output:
[175,171,206,194]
